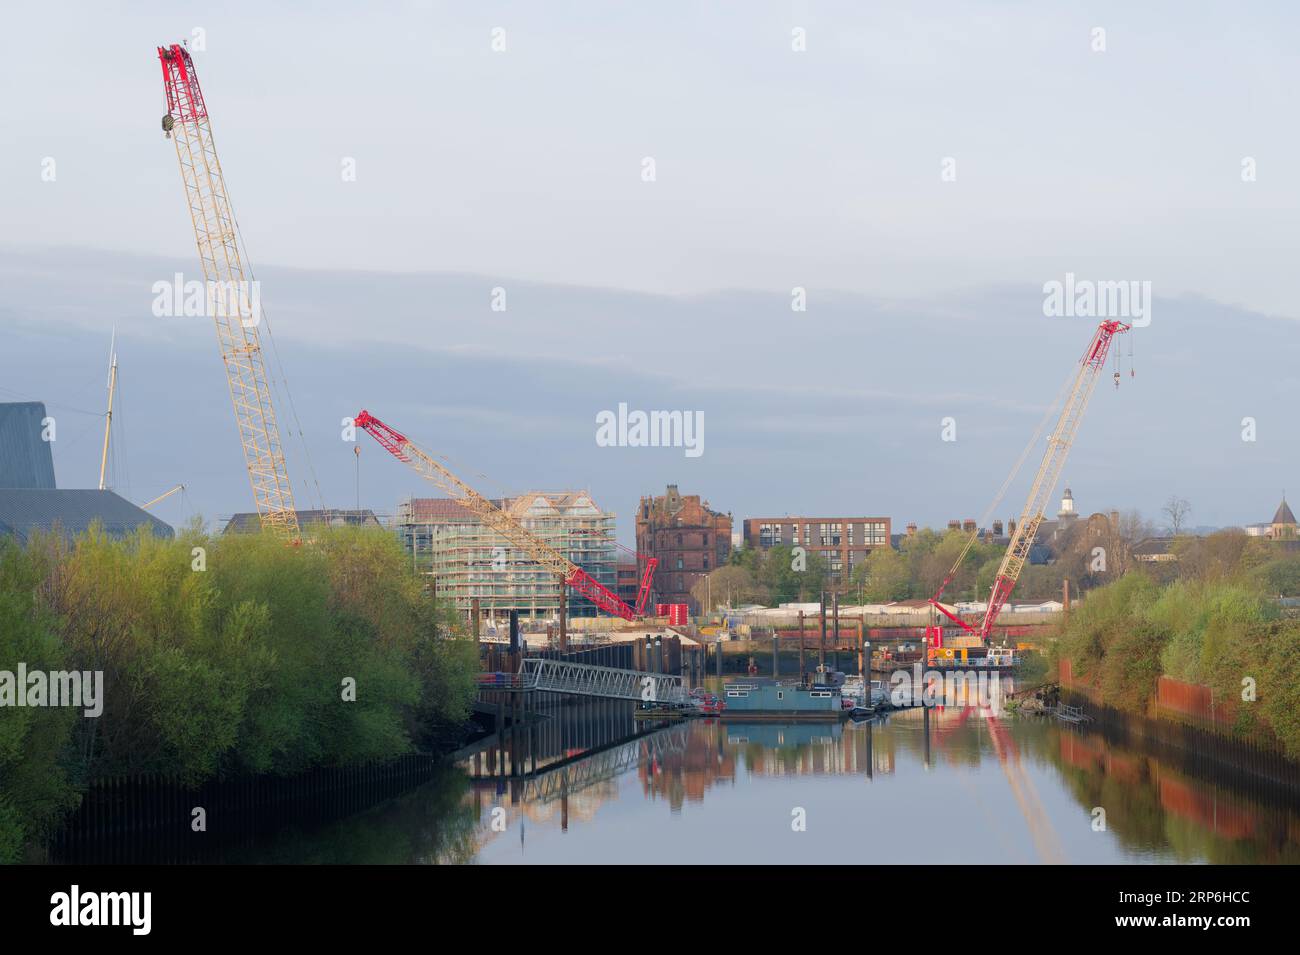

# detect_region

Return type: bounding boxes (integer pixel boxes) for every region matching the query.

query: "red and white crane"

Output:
[354,410,655,621]
[929,319,1131,644]
[157,42,299,539]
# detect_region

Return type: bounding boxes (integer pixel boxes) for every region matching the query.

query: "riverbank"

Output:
[0,524,479,863]
[1052,572,1300,761]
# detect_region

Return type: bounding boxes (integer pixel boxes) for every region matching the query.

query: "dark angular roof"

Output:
[1273,498,1296,526]
[222,509,382,534]
[0,489,172,544]
[1133,537,1176,556]
[0,402,57,489]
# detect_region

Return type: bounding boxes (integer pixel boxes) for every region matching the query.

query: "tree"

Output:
[691,564,765,613]
[851,547,911,602]
[757,544,828,604]
[1163,496,1192,536]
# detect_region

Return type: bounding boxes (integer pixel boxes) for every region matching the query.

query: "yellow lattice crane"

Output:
[157,43,299,540]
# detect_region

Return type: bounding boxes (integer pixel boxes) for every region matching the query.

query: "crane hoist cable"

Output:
[933,368,1075,602]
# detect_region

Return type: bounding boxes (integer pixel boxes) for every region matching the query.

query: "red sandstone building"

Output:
[635,484,732,612]
[741,516,891,586]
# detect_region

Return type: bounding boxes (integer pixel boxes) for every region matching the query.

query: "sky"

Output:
[2,3,1298,544]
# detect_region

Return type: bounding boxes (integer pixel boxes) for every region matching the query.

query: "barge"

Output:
[718,681,850,721]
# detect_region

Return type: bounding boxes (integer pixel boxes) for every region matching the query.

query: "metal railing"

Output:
[505,657,687,704]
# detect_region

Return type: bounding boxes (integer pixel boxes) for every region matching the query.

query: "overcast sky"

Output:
[4,2,1297,311]
[2,3,1297,541]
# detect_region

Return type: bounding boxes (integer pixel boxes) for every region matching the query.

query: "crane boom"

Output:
[975,319,1129,641]
[157,43,299,540]
[633,557,658,617]
[354,410,643,621]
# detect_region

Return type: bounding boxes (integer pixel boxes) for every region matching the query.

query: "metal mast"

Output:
[97,330,117,490]
[157,43,299,539]
[355,410,649,621]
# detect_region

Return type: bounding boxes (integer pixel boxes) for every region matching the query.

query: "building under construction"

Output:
[396,491,618,624]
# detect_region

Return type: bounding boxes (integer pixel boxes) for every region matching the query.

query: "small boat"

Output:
[1054,703,1091,724]
[840,676,889,709]
[635,703,686,722]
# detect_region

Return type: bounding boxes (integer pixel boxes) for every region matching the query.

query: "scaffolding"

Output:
[396,491,617,624]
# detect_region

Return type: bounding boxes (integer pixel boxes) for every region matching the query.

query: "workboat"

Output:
[840,676,889,709]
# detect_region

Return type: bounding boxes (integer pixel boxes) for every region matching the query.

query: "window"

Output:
[777,691,784,701]
[727,690,749,698]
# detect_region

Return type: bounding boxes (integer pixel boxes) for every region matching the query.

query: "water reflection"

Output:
[139,701,1300,864]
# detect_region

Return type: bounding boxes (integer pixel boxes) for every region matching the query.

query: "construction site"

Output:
[7,10,1300,915]
[2,41,1135,666]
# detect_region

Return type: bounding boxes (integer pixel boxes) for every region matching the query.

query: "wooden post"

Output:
[798,611,806,683]
[819,592,827,673]
[832,592,840,671]
[716,636,723,679]
[857,620,866,677]
[772,629,780,678]
[471,597,481,640]
[1063,578,1071,618]
[558,586,568,650]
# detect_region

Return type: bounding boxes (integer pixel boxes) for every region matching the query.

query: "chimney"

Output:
[906,522,918,536]
[947,519,960,531]
[992,519,1004,536]
[963,519,976,533]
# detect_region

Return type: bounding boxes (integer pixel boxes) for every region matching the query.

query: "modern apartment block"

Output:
[635,484,732,612]
[395,491,617,624]
[741,516,892,586]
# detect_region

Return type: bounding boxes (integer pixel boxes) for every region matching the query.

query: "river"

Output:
[213,697,1300,865]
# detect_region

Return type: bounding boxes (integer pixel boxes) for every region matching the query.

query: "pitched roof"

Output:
[222,509,382,534]
[0,402,57,489]
[1273,498,1296,526]
[1133,537,1176,556]
[401,498,496,524]
[0,489,172,544]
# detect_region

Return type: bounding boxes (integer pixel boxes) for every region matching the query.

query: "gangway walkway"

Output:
[478,658,686,705]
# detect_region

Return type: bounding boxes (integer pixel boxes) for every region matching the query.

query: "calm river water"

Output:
[219,697,1300,865]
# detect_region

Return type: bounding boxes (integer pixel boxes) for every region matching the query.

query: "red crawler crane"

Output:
[928,319,1131,645]
[355,410,654,621]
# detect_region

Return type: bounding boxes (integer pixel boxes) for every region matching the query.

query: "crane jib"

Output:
[354,409,641,621]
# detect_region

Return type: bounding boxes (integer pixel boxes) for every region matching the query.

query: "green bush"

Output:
[0,521,478,859]
[0,538,80,862]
